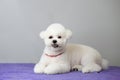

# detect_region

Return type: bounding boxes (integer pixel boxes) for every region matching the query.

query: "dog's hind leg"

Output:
[81,54,102,73]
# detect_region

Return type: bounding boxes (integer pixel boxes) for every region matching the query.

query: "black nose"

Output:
[53,40,57,43]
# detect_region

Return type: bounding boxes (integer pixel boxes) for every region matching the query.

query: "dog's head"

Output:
[40,23,72,49]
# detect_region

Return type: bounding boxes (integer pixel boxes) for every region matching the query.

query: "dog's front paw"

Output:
[44,66,58,74]
[34,63,45,73]
[44,63,67,74]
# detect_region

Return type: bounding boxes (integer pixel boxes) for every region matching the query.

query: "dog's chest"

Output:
[44,53,68,64]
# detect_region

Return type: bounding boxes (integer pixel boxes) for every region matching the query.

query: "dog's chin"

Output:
[51,44,60,48]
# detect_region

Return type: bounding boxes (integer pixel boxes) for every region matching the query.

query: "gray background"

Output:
[0,0,120,66]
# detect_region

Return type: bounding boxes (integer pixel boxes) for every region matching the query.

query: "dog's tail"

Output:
[101,59,109,69]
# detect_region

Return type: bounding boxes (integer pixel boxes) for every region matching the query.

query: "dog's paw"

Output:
[82,64,102,73]
[44,63,70,74]
[34,64,45,73]
[72,65,82,71]
[44,66,58,74]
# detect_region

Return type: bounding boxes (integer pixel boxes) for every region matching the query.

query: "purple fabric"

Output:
[0,64,120,80]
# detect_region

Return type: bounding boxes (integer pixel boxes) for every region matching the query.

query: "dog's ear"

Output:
[40,31,46,39]
[66,29,72,39]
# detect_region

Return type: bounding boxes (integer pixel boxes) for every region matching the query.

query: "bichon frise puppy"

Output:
[34,23,108,74]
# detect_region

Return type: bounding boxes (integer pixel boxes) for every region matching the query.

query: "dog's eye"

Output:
[49,36,53,39]
[58,36,62,39]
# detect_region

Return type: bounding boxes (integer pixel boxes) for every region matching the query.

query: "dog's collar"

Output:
[45,52,64,57]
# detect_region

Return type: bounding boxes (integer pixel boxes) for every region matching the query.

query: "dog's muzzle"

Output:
[52,44,59,48]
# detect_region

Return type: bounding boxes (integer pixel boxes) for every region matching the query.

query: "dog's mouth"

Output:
[52,44,59,48]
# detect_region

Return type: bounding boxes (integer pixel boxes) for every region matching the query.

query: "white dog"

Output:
[34,23,108,74]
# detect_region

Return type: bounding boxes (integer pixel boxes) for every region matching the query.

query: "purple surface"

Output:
[0,64,120,80]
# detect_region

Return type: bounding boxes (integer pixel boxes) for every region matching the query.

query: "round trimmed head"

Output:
[40,23,72,49]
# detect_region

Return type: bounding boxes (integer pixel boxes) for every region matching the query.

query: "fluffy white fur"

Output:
[34,23,108,74]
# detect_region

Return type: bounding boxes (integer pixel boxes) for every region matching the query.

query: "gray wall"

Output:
[0,0,120,66]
